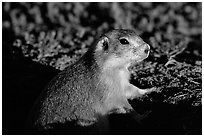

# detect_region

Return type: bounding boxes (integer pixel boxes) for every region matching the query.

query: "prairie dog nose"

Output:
[143,44,150,54]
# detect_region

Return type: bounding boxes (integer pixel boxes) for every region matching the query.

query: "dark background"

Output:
[2,2,202,135]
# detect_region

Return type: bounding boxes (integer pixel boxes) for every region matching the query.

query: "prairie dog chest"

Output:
[118,68,131,91]
[102,67,130,95]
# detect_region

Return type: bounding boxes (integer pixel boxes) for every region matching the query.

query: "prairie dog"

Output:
[28,29,153,134]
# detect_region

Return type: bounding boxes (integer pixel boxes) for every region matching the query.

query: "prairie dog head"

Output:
[94,29,150,69]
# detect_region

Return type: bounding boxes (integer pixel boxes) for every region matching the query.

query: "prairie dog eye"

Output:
[119,38,129,45]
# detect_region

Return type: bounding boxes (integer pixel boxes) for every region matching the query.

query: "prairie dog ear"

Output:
[96,36,109,51]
